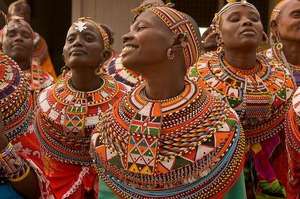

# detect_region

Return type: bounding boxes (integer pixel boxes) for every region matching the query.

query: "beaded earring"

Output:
[167,48,175,60]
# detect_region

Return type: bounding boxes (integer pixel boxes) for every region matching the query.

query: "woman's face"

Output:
[220,5,263,50]
[2,21,33,67]
[121,10,173,73]
[277,0,300,42]
[63,21,105,70]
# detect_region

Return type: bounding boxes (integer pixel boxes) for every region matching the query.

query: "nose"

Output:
[14,33,24,42]
[241,17,253,26]
[122,31,134,45]
[72,35,84,47]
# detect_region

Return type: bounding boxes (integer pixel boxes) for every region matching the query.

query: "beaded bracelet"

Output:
[0,142,29,181]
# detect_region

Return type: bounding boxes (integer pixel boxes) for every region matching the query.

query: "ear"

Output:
[102,49,113,62]
[270,20,278,32]
[171,32,188,50]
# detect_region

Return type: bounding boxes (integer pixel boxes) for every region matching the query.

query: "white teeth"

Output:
[122,46,135,54]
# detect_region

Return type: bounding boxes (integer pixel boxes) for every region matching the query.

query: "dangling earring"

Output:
[167,48,175,60]
[275,42,283,50]
[61,65,70,78]
[270,31,283,50]
[216,32,224,55]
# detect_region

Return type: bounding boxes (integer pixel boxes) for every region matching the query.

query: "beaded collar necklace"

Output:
[219,53,268,81]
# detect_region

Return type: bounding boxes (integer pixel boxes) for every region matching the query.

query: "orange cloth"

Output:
[32,33,57,79]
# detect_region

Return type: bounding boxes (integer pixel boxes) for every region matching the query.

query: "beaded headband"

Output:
[73,17,111,50]
[212,0,259,31]
[149,6,201,68]
[270,0,288,23]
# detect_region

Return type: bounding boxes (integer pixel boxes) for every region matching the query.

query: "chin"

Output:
[121,56,138,71]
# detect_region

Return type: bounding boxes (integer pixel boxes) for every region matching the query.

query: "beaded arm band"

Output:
[0,142,30,182]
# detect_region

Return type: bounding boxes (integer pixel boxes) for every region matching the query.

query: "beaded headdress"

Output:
[148,6,201,68]
[270,0,290,22]
[211,0,259,34]
[72,17,111,50]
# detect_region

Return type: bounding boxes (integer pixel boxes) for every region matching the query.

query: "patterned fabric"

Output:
[33,74,125,198]
[189,51,296,198]
[92,79,246,198]
[32,33,57,78]
[24,64,53,106]
[286,87,300,199]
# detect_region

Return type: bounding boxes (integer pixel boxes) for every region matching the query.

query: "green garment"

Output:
[98,174,247,199]
[224,173,247,199]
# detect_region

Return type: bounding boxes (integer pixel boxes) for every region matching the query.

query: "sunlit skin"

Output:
[121,10,190,100]
[2,21,33,71]
[220,5,263,69]
[63,22,111,92]
[273,0,300,65]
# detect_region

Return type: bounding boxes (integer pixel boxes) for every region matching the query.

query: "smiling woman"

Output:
[31,17,125,199]
[188,1,296,198]
[91,2,246,199]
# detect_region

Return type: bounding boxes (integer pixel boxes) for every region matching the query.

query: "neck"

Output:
[281,40,300,65]
[70,68,103,92]
[142,63,185,101]
[17,59,31,71]
[224,47,257,69]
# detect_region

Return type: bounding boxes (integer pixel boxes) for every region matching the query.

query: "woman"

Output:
[0,52,40,198]
[91,4,246,198]
[265,0,300,86]
[7,0,57,78]
[1,17,53,104]
[188,1,295,198]
[33,17,125,198]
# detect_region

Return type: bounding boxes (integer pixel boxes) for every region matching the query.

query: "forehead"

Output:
[5,21,31,33]
[67,22,100,36]
[222,5,260,18]
[134,10,171,33]
[283,0,300,13]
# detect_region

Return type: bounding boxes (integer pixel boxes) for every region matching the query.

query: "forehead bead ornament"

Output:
[72,17,111,50]
[73,21,87,32]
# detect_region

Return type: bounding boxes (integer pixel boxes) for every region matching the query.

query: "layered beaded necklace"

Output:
[93,79,245,198]
[189,51,295,144]
[0,52,33,141]
[36,74,122,165]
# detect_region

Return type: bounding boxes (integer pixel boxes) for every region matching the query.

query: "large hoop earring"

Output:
[217,46,223,54]
[275,42,283,50]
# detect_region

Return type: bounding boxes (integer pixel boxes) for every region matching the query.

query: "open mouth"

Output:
[121,44,138,57]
